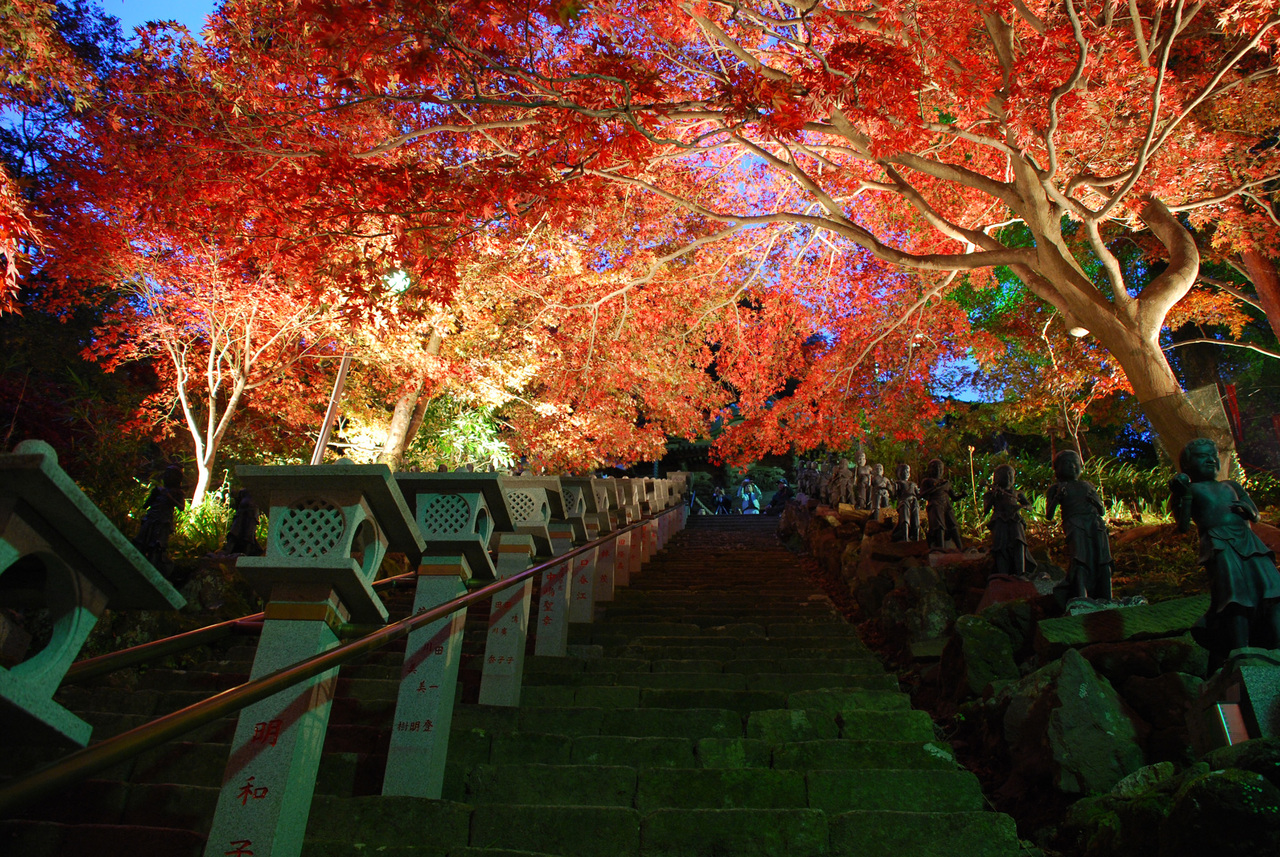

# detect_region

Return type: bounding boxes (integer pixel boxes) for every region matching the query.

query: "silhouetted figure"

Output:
[765,478,793,515]
[133,464,185,577]
[222,489,263,556]
[712,487,730,515]
[1046,450,1112,600]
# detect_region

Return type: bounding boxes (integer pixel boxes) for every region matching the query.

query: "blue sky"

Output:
[103,0,217,37]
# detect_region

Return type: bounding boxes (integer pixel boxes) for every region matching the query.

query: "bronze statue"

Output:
[983,464,1037,579]
[853,451,874,510]
[893,463,921,541]
[1045,450,1112,600]
[827,458,854,506]
[1171,438,1280,670]
[919,458,964,550]
[871,463,892,520]
[816,455,835,502]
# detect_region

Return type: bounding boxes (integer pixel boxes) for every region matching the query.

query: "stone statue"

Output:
[919,458,964,550]
[826,458,854,506]
[802,460,819,497]
[893,464,920,542]
[816,455,836,502]
[871,463,892,520]
[222,489,263,556]
[983,464,1037,579]
[1045,450,1113,600]
[853,451,874,510]
[1170,438,1280,670]
[132,463,185,576]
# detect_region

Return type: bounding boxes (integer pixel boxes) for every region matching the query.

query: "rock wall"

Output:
[781,498,1280,852]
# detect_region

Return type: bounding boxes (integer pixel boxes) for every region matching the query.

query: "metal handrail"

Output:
[63,569,422,685]
[0,508,678,816]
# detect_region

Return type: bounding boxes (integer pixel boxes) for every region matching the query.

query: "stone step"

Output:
[746,708,937,744]
[522,670,896,693]
[303,796,472,854]
[463,764,638,806]
[807,768,986,813]
[0,820,206,857]
[771,740,960,771]
[638,807,829,857]
[468,804,641,857]
[828,810,1020,857]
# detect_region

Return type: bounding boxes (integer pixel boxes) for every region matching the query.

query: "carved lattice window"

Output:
[505,490,539,525]
[278,499,345,557]
[421,494,470,536]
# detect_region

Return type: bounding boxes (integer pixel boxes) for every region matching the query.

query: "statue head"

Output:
[874,463,884,477]
[1180,438,1220,482]
[857,451,867,466]
[993,464,1015,490]
[1052,449,1082,481]
[841,458,852,469]
[897,463,910,480]
[927,458,945,479]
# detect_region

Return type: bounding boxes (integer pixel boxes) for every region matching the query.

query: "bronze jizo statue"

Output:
[983,464,1036,579]
[919,458,964,550]
[1171,438,1280,670]
[893,464,920,542]
[871,463,892,520]
[1045,450,1112,600]
[853,451,874,510]
[826,458,854,506]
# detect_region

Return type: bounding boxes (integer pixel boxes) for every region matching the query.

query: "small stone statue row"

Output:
[797,453,892,512]
[798,452,1115,601]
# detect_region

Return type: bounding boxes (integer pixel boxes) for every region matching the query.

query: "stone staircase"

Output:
[1,514,1022,856]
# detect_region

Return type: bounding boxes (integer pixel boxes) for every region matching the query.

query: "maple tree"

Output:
[0,0,106,309]
[164,0,1280,465]
[79,241,340,505]
[12,0,1278,477]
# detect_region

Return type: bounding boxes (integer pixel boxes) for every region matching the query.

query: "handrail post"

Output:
[382,558,468,798]
[385,472,505,797]
[480,534,538,706]
[203,462,422,857]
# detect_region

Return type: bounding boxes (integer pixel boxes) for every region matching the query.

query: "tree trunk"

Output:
[403,393,432,453]
[1088,322,1234,474]
[191,458,213,507]
[378,332,442,471]
[1241,249,1280,343]
[378,377,425,470]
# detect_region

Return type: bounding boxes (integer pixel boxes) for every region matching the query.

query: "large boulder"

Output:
[941,615,1020,699]
[1160,767,1280,857]
[980,599,1037,658]
[1080,635,1209,685]
[1000,648,1147,795]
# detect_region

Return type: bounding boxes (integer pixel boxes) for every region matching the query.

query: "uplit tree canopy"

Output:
[10,0,1280,470]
